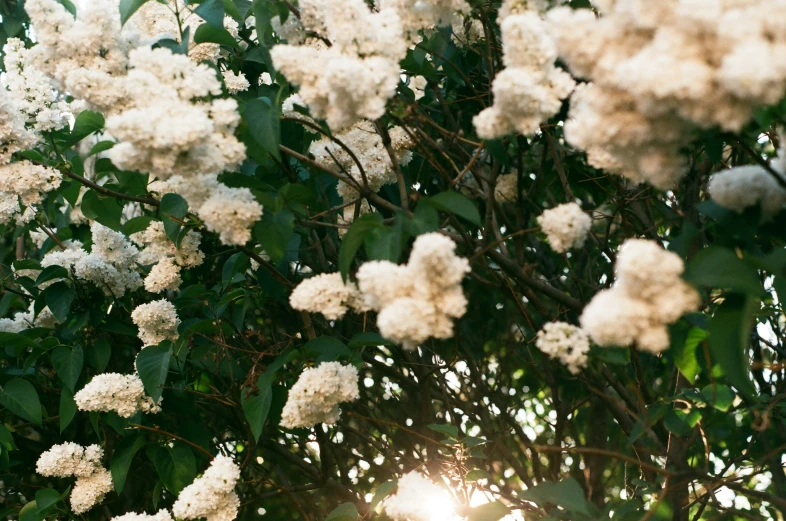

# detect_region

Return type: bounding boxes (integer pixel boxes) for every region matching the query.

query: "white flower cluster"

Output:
[580,239,700,354]
[289,273,370,320]
[280,362,360,429]
[36,443,113,514]
[222,71,250,94]
[0,160,62,225]
[131,221,205,293]
[112,510,174,521]
[131,299,181,346]
[357,233,470,349]
[172,455,241,521]
[548,0,786,188]
[0,87,37,164]
[473,5,575,138]
[2,38,72,133]
[535,321,590,374]
[708,143,786,221]
[380,0,470,41]
[41,222,143,297]
[0,302,58,333]
[384,471,454,521]
[271,0,410,129]
[309,121,414,200]
[74,373,162,418]
[536,202,592,253]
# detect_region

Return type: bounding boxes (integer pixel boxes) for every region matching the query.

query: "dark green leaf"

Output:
[427,423,459,439]
[124,216,155,237]
[193,23,239,48]
[18,501,38,521]
[406,202,439,235]
[150,443,196,494]
[244,97,280,160]
[36,266,69,286]
[707,295,758,399]
[65,111,105,146]
[429,191,481,226]
[241,378,272,441]
[111,434,147,493]
[81,190,123,230]
[684,246,763,296]
[304,337,351,363]
[87,140,116,156]
[701,384,736,412]
[519,478,593,516]
[325,502,358,521]
[467,502,510,521]
[348,332,393,349]
[44,281,75,322]
[51,345,83,392]
[59,388,77,433]
[194,0,224,26]
[160,193,189,244]
[663,409,702,436]
[34,488,61,513]
[339,212,384,281]
[0,378,42,425]
[253,209,294,264]
[85,338,112,372]
[119,0,150,26]
[364,225,403,263]
[221,252,250,289]
[674,327,707,383]
[136,343,172,402]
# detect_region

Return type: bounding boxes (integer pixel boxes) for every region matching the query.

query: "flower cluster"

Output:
[41,223,143,297]
[0,302,58,333]
[131,221,205,293]
[535,322,590,374]
[384,471,455,521]
[548,1,786,188]
[74,373,161,418]
[36,443,113,514]
[289,273,370,320]
[112,511,174,521]
[308,121,414,200]
[381,0,471,42]
[580,239,700,354]
[172,455,241,521]
[280,362,360,429]
[357,233,470,349]
[131,299,181,346]
[0,160,62,225]
[473,5,575,138]
[536,202,592,253]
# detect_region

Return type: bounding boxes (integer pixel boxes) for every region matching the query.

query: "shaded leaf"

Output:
[136,343,172,402]
[111,434,146,493]
[51,345,83,392]
[0,378,42,425]
[707,295,758,399]
[429,191,481,226]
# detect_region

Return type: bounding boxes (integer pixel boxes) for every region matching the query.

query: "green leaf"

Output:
[85,338,112,372]
[34,488,61,514]
[465,469,491,482]
[674,327,707,383]
[304,337,351,363]
[51,345,83,392]
[244,97,280,160]
[0,424,17,451]
[348,332,393,349]
[707,295,758,399]
[124,215,155,237]
[44,281,75,322]
[65,110,105,146]
[339,212,384,281]
[136,343,172,402]
[59,388,77,433]
[701,384,736,412]
[87,140,116,157]
[0,378,42,425]
[81,189,123,230]
[149,443,196,494]
[221,252,250,289]
[663,409,702,436]
[364,225,403,263]
[467,502,510,521]
[18,501,39,521]
[241,378,272,441]
[36,266,69,286]
[428,191,481,226]
[193,23,239,48]
[111,434,147,493]
[252,0,273,44]
[119,0,150,26]
[160,193,188,244]
[223,0,242,20]
[325,502,358,521]
[370,480,397,510]
[253,209,294,264]
[519,478,593,516]
[427,423,459,439]
[0,332,40,350]
[194,0,224,26]
[684,246,763,296]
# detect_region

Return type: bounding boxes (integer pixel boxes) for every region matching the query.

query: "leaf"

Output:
[339,213,384,281]
[221,252,251,289]
[304,337,351,363]
[194,0,224,26]
[348,332,393,349]
[244,97,280,160]
[467,502,510,521]
[370,480,397,510]
[65,111,105,146]
[18,501,39,521]
[427,423,459,439]
[364,225,403,263]
[519,478,593,516]
[674,327,707,383]
[36,266,69,286]
[241,378,272,442]
[325,502,358,521]
[684,246,763,296]
[663,409,702,436]
[60,388,77,433]
[465,469,491,482]
[111,434,147,493]
[124,215,155,236]
[34,488,61,513]
[193,23,239,48]
[81,190,123,230]
[119,0,150,26]
[223,0,242,20]
[252,0,273,45]
[160,193,188,244]
[51,345,83,392]
[0,378,42,425]
[44,281,75,322]
[253,209,294,264]
[150,443,196,494]
[87,140,116,157]
[701,384,736,412]
[707,295,758,399]
[429,191,481,226]
[136,343,172,402]
[85,338,111,372]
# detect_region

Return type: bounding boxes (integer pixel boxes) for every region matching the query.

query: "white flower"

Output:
[709,162,786,221]
[537,202,592,253]
[144,257,183,293]
[70,468,114,514]
[280,362,360,429]
[172,455,241,521]
[0,160,61,225]
[112,510,174,521]
[36,442,113,513]
[74,373,161,418]
[222,71,250,93]
[289,273,369,320]
[535,322,590,373]
[131,299,180,346]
